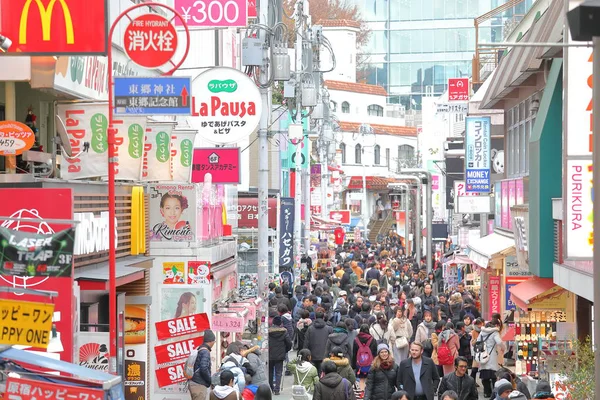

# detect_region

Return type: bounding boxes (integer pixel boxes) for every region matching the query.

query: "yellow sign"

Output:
[19,0,75,45]
[0,299,55,348]
[131,186,146,256]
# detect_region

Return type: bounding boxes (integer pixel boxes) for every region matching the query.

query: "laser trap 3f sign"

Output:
[0,299,55,348]
[190,67,261,144]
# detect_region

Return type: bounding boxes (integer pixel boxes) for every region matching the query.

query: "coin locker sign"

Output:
[0,299,55,347]
[465,116,491,193]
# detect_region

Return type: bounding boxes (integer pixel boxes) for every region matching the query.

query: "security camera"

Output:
[0,35,12,52]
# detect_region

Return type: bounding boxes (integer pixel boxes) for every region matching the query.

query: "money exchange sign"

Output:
[465,116,491,193]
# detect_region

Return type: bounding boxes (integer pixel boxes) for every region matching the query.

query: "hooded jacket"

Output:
[210,385,239,400]
[244,350,268,386]
[286,359,319,393]
[268,326,292,361]
[304,318,334,361]
[221,354,250,392]
[477,326,504,371]
[313,372,355,400]
[324,356,356,385]
[326,329,351,359]
[281,312,294,341]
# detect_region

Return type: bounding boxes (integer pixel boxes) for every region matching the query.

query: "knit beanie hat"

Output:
[203,329,216,342]
[377,343,389,354]
[535,380,552,394]
[494,379,513,396]
[508,391,528,400]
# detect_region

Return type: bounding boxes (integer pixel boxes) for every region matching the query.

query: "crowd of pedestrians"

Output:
[188,234,558,400]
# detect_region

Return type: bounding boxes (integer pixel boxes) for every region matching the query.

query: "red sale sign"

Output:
[329,210,351,225]
[448,78,469,101]
[156,362,187,387]
[191,147,240,184]
[155,336,204,365]
[155,313,210,341]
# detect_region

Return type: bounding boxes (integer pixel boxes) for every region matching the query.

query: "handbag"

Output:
[292,366,312,400]
[395,336,409,349]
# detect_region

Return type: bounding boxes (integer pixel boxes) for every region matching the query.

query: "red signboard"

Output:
[0,0,108,55]
[124,14,178,68]
[155,313,210,341]
[154,335,204,365]
[237,197,277,229]
[191,148,240,184]
[489,275,501,316]
[6,376,104,400]
[329,210,351,225]
[448,78,469,101]
[156,362,187,387]
[248,0,257,17]
[0,188,74,363]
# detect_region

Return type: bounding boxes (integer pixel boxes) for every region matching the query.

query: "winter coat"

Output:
[396,357,440,400]
[449,301,463,322]
[369,324,393,347]
[245,351,268,386]
[438,330,460,360]
[364,364,398,400]
[281,313,294,341]
[304,318,334,361]
[268,327,292,361]
[269,293,292,311]
[470,328,481,367]
[192,344,213,387]
[326,330,351,359]
[286,359,319,393]
[390,317,413,350]
[431,333,440,365]
[210,385,239,400]
[477,327,504,371]
[220,354,250,392]
[458,331,472,359]
[437,372,478,400]
[313,372,355,400]
[324,356,356,385]
[352,332,378,370]
[414,321,435,345]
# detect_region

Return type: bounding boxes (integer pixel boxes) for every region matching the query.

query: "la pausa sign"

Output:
[190,67,262,145]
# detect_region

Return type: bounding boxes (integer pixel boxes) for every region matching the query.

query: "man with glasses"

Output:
[437,356,478,400]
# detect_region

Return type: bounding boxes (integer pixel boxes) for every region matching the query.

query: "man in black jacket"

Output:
[304,311,333,375]
[437,357,478,400]
[269,286,292,310]
[189,329,216,400]
[396,342,440,400]
[269,316,292,395]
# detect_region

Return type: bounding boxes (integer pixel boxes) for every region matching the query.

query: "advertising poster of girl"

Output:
[149,184,196,242]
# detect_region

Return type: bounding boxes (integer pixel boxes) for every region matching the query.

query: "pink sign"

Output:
[212,314,245,333]
[508,180,516,230]
[175,0,248,27]
[192,148,240,184]
[516,178,524,204]
[501,181,510,229]
[247,0,257,17]
[489,275,501,316]
[431,174,440,190]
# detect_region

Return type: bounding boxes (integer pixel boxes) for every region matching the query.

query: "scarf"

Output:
[333,327,347,334]
[380,360,394,370]
[422,320,436,335]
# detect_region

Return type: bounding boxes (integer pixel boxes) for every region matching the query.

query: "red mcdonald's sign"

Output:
[0,0,108,55]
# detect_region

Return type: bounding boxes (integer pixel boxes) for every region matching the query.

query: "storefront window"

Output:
[507,92,539,178]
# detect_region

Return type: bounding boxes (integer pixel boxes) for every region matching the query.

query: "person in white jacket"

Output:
[390,306,413,363]
[369,313,393,348]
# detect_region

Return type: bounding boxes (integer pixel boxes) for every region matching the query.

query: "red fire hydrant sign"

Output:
[124,14,178,68]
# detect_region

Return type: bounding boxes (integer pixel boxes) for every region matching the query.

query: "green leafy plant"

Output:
[549,336,594,399]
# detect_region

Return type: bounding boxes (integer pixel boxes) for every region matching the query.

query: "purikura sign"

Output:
[189,67,261,144]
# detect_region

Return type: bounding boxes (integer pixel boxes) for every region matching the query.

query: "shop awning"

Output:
[444,254,474,265]
[508,277,564,310]
[466,232,515,268]
[347,176,395,190]
[75,255,153,290]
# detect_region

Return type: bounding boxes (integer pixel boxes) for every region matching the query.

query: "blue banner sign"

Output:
[465,116,491,193]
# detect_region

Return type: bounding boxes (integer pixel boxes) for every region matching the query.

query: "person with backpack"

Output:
[437,322,460,376]
[313,360,356,400]
[287,349,319,397]
[476,320,505,398]
[188,329,216,400]
[369,313,393,348]
[390,306,413,364]
[414,308,436,358]
[241,344,268,386]
[352,324,378,391]
[324,346,356,386]
[326,321,352,359]
[304,311,334,375]
[269,316,292,395]
[218,344,253,392]
[364,344,398,400]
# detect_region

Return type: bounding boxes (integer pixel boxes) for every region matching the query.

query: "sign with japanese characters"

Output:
[155,312,210,341]
[174,0,248,27]
[489,275,501,316]
[0,121,36,156]
[170,130,196,182]
[329,210,351,225]
[124,14,177,68]
[236,197,277,228]
[0,227,75,277]
[278,197,295,268]
[143,124,174,182]
[154,335,203,365]
[436,103,468,114]
[0,0,108,55]
[465,116,491,193]
[5,376,105,400]
[114,76,192,116]
[0,299,55,347]
[190,67,262,144]
[448,78,469,101]
[191,148,240,184]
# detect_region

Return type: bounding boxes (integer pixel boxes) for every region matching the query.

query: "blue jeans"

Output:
[269,360,284,392]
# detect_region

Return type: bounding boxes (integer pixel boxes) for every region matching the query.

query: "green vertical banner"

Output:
[280,110,309,169]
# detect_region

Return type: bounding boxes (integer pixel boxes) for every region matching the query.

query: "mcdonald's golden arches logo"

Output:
[19,0,74,45]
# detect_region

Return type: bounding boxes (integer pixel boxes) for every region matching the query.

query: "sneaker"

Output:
[273,392,280,396]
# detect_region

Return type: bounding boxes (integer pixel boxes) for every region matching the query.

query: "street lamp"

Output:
[389,175,422,262]
[400,168,433,274]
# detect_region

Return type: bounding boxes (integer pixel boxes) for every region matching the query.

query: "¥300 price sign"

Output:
[175,0,248,27]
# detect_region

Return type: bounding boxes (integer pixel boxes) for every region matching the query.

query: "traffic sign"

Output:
[113,76,192,116]
[124,14,178,68]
